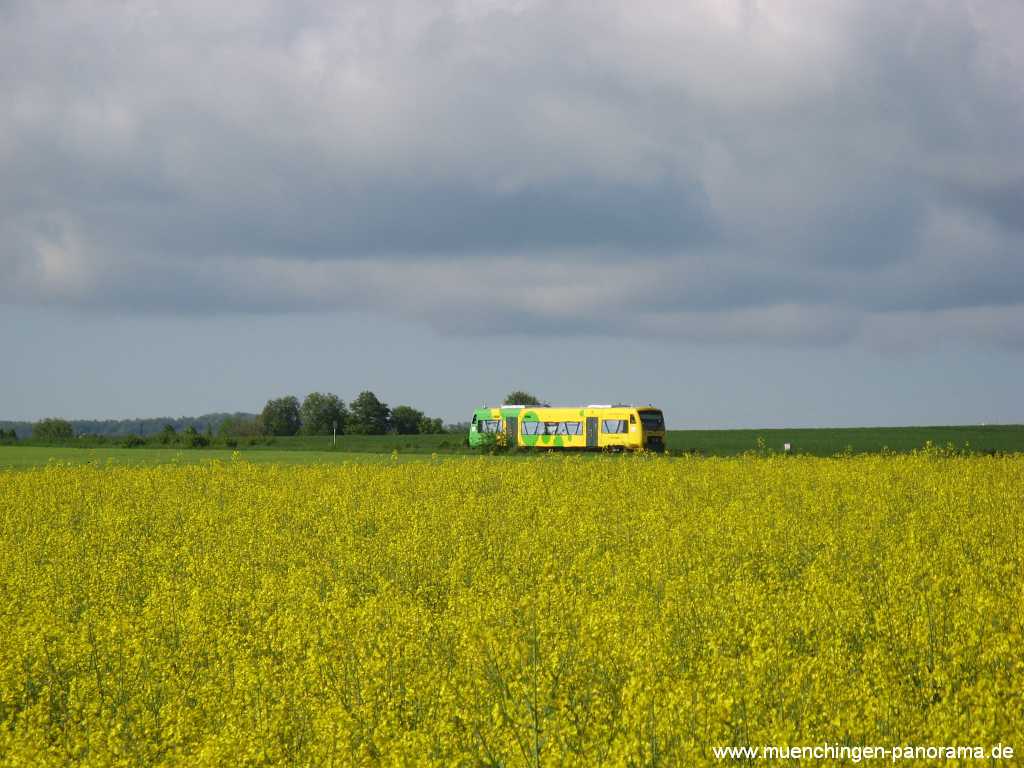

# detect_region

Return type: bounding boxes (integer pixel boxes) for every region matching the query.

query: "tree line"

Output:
[4,390,543,441]
[1,413,257,439]
[234,391,446,437]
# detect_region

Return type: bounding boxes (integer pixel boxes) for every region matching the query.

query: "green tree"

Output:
[32,418,74,441]
[183,425,209,448]
[390,405,424,435]
[504,390,541,406]
[261,396,301,436]
[418,416,445,434]
[348,391,391,435]
[159,424,177,445]
[301,392,347,435]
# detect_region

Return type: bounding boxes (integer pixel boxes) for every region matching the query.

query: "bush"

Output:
[121,435,146,448]
[473,432,513,454]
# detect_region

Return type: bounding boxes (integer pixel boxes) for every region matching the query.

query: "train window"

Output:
[639,411,665,431]
[521,420,583,436]
[478,419,502,433]
[602,419,628,434]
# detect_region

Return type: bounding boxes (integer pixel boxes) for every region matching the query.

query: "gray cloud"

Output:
[2,0,1023,348]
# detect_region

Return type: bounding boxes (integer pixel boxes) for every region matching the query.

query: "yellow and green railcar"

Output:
[469,404,666,452]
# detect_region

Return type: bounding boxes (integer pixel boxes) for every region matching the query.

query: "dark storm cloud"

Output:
[1,0,1022,347]
[59,176,717,258]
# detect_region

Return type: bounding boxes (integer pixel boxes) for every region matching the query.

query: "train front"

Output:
[638,408,666,452]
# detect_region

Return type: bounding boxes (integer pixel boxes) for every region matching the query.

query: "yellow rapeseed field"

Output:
[1,452,1022,765]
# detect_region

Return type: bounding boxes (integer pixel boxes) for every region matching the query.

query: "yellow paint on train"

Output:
[472,405,666,452]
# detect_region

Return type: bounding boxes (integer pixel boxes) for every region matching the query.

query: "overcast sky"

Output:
[2,0,1022,427]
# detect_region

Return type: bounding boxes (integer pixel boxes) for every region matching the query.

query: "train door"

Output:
[586,417,598,448]
[505,416,517,447]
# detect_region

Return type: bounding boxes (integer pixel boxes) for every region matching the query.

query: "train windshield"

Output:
[639,411,665,431]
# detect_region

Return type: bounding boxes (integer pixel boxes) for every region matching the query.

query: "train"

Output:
[469,404,666,452]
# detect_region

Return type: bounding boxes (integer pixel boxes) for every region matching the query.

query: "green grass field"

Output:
[0,446,436,470]
[665,423,1024,456]
[2,424,1022,469]
[6,432,467,453]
